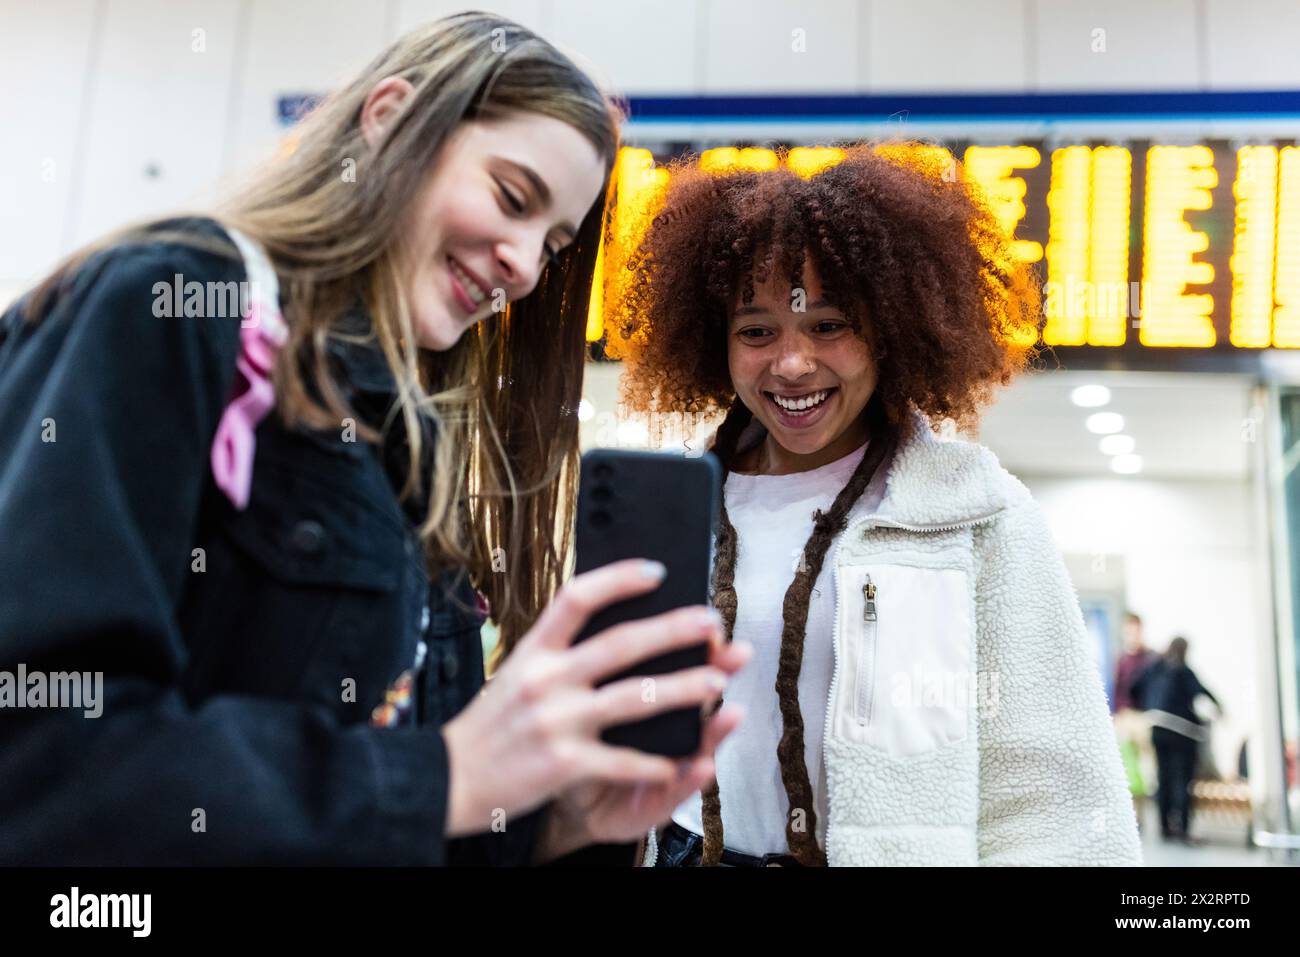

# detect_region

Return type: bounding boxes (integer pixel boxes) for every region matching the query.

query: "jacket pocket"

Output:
[832,562,973,756]
[183,449,415,715]
[223,453,406,593]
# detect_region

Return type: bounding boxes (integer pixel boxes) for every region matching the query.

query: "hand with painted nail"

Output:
[537,654,750,860]
[440,558,751,851]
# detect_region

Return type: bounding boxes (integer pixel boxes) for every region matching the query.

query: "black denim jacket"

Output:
[0,218,567,865]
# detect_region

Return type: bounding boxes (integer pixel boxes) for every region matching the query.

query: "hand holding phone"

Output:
[440,556,748,840]
[571,448,722,757]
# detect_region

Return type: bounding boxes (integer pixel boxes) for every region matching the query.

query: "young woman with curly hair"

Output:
[606,144,1142,867]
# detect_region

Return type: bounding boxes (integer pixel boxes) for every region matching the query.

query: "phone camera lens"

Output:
[593,463,614,480]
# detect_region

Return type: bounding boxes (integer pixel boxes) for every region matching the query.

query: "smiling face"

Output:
[392,111,606,351]
[727,257,879,474]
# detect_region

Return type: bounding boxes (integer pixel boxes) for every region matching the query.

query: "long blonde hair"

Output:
[26,11,622,653]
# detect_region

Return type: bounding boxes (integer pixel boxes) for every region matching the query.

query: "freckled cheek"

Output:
[835,337,875,377]
[727,348,765,400]
[832,342,879,410]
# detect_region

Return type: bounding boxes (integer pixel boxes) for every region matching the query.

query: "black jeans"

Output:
[1152,727,1200,837]
[654,822,804,867]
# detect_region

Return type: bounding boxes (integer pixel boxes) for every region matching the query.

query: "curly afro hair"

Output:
[603,143,1042,437]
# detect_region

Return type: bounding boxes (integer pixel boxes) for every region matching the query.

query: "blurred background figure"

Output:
[1112,611,1159,827]
[1132,636,1223,844]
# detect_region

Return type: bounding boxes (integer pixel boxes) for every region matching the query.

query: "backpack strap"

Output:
[209,225,289,510]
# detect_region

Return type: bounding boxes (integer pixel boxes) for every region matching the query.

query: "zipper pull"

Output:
[862,576,877,621]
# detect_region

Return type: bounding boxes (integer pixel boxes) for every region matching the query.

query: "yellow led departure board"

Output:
[588,141,1300,351]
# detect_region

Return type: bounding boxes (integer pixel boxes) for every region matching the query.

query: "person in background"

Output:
[1113,612,1158,713]
[1112,611,1159,828]
[1131,636,1223,844]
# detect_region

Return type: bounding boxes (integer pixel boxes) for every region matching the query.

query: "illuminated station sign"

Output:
[589,142,1300,353]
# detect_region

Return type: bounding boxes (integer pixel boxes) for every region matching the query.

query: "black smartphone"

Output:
[572,447,722,757]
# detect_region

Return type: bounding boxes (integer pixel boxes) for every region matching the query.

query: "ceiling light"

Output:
[1071,384,1111,408]
[1099,434,1135,455]
[1087,412,1125,434]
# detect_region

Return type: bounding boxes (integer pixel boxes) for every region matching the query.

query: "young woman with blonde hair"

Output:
[0,11,745,865]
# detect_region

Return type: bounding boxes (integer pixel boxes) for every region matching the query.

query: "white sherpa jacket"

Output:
[650,408,1143,866]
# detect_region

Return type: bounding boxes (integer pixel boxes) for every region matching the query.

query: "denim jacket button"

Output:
[440,652,459,682]
[289,519,326,554]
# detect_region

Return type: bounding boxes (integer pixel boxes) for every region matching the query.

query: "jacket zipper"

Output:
[859,513,1005,535]
[821,510,1000,866]
[854,574,878,726]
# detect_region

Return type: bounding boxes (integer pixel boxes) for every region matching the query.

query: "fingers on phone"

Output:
[699,703,745,755]
[579,743,677,786]
[528,559,666,651]
[588,665,727,730]
[568,605,721,685]
[711,638,753,673]
[687,756,717,792]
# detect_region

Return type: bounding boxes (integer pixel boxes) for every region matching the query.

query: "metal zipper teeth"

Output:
[854,588,877,726]
[860,513,1003,534]
[823,556,847,866]
[820,508,1001,865]
[852,574,883,722]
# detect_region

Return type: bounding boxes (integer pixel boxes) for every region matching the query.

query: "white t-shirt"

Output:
[672,437,890,855]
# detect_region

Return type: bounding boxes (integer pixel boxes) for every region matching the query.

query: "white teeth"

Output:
[449,258,486,305]
[771,389,830,413]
